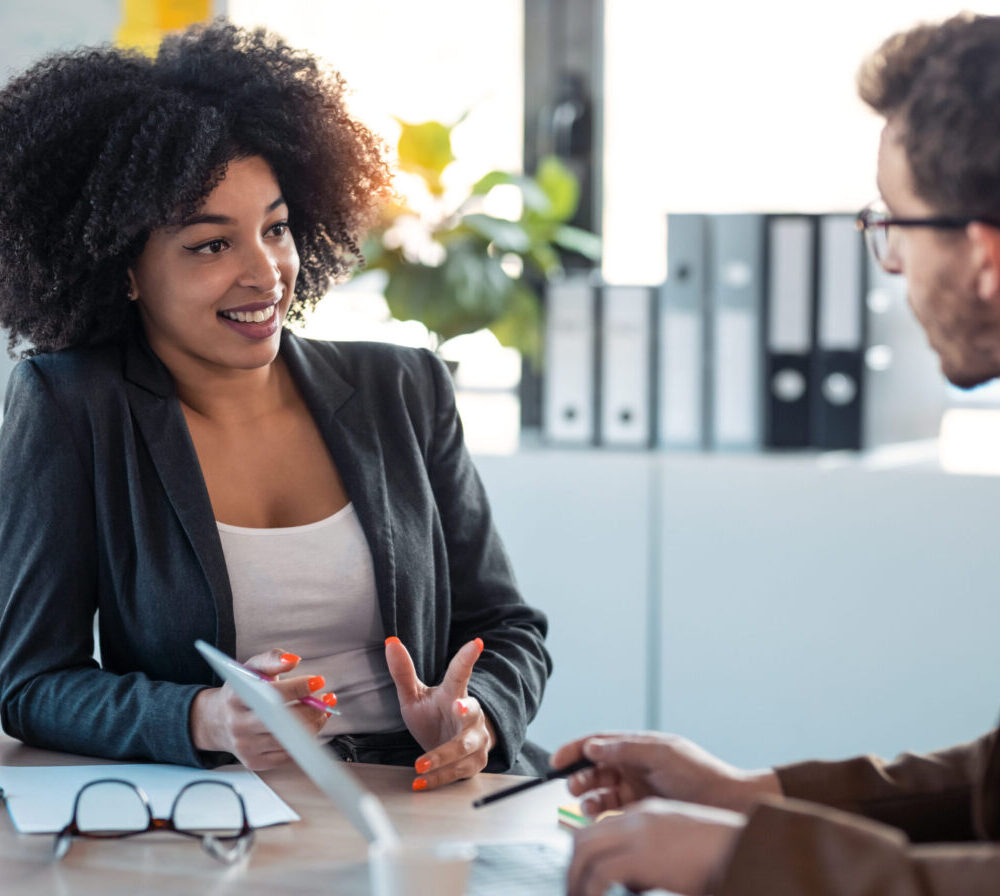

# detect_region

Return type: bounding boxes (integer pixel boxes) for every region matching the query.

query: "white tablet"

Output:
[194,639,398,845]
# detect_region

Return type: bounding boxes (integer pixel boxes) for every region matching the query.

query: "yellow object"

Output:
[116,0,213,55]
[557,802,588,830]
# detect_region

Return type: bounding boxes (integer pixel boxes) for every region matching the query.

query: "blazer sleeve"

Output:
[774,731,998,842]
[717,797,1000,896]
[420,350,552,769]
[0,361,210,766]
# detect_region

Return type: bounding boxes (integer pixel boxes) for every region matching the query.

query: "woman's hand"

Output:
[551,731,781,817]
[384,636,495,791]
[568,798,745,896]
[190,648,336,770]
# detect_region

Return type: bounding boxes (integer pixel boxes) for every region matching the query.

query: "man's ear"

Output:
[967,222,1000,301]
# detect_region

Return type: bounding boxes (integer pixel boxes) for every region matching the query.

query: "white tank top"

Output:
[217,503,405,737]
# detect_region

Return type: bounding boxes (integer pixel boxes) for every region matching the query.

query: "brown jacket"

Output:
[717,728,1000,895]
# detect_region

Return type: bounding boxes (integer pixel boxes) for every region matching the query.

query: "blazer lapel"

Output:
[280,332,399,637]
[123,337,236,655]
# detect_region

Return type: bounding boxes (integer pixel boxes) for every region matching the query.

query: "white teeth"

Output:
[221,304,277,324]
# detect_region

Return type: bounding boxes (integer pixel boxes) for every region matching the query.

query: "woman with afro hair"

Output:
[0,20,551,785]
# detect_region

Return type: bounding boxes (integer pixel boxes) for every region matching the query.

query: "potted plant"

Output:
[360,116,601,368]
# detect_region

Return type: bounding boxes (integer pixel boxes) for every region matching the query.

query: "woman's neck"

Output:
[170,355,293,425]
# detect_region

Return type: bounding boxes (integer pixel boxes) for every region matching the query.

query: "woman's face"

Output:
[130,155,300,379]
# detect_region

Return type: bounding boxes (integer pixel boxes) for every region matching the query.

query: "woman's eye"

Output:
[184,239,228,255]
[269,222,290,237]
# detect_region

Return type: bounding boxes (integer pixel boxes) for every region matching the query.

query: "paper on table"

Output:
[0,763,300,834]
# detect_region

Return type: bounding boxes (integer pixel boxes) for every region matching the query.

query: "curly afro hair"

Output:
[0,20,391,355]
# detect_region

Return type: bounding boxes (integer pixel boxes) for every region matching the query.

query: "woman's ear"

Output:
[967,222,1000,302]
[126,269,139,302]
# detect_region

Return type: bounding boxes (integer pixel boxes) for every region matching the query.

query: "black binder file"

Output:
[763,215,817,449]
[659,214,709,450]
[708,214,766,451]
[812,214,866,450]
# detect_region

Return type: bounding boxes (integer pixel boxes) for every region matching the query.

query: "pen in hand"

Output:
[240,662,340,716]
[473,757,595,808]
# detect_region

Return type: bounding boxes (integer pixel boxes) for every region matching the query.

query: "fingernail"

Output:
[456,699,469,716]
[385,636,401,646]
[322,692,338,707]
[474,637,484,651]
[415,758,432,774]
[412,777,428,791]
[308,675,325,692]
[280,652,300,664]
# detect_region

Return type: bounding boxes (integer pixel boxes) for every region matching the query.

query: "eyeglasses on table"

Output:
[53,777,254,864]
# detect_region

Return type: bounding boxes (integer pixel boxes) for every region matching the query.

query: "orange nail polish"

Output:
[308,675,325,692]
[322,692,338,707]
[280,653,300,664]
[415,758,432,774]
[457,699,469,716]
[385,636,401,646]
[412,777,428,791]
[474,637,484,651]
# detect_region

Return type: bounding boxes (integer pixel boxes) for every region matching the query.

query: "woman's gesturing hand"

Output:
[551,731,781,817]
[189,648,335,770]
[384,635,496,791]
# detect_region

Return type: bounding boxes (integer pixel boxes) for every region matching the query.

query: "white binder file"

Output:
[813,214,865,450]
[764,215,815,449]
[659,214,708,449]
[709,214,766,451]
[543,275,597,444]
[600,285,654,447]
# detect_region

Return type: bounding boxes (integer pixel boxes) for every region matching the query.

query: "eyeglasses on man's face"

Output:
[54,778,254,863]
[855,200,1000,271]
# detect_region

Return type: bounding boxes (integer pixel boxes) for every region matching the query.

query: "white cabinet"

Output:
[477,450,1000,765]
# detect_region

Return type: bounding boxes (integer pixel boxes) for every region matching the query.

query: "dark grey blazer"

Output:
[0,329,550,770]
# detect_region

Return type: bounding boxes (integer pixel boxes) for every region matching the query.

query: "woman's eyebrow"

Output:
[179,196,287,228]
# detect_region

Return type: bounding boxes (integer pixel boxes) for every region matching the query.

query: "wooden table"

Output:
[0,733,572,895]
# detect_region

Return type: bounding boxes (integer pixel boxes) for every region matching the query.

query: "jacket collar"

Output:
[123,328,398,651]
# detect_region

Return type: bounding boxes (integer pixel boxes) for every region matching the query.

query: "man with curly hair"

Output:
[558,13,1000,896]
[0,21,551,786]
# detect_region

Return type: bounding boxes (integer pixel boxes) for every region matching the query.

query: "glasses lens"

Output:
[75,781,150,834]
[172,782,246,838]
[866,225,889,263]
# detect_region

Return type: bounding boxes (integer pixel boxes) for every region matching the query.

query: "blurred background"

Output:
[3,1,1000,767]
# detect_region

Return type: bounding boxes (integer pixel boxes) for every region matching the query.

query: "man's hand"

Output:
[568,798,745,896]
[551,731,781,816]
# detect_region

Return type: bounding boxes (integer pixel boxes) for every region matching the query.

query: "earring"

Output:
[127,286,137,302]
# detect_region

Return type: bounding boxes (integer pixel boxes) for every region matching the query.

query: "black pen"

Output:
[473,757,595,808]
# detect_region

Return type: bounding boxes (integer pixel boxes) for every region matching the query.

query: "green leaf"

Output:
[395,119,456,196]
[462,214,532,253]
[534,155,579,222]
[471,170,515,195]
[552,225,603,260]
[489,283,542,369]
[525,243,562,277]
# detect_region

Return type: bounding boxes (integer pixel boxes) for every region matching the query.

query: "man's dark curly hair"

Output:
[0,20,391,355]
[858,13,1000,220]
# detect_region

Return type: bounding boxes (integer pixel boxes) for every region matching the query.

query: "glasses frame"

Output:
[855,200,1000,269]
[53,777,255,864]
